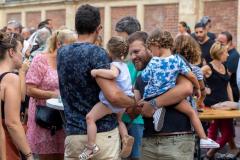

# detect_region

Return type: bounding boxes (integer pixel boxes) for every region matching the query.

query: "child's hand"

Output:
[137,99,146,107]
[194,88,201,99]
[91,69,97,77]
[205,87,211,95]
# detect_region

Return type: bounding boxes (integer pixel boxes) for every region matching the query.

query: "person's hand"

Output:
[205,87,211,95]
[25,45,32,59]
[26,155,34,160]
[194,88,201,99]
[91,69,98,77]
[138,100,155,118]
[126,105,142,120]
[20,59,30,74]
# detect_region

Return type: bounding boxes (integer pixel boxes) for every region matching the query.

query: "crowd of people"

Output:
[0,3,240,160]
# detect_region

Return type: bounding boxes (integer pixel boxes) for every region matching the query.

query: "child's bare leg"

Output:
[86,102,112,146]
[117,111,135,158]
[117,111,128,139]
[175,99,207,139]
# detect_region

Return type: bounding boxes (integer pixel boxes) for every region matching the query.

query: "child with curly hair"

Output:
[174,35,206,108]
[79,36,134,160]
[141,29,219,149]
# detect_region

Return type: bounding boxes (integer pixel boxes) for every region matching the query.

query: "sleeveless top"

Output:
[204,63,230,106]
[0,71,21,159]
[1,72,15,119]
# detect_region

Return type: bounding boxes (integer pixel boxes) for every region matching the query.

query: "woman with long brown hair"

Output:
[0,32,33,160]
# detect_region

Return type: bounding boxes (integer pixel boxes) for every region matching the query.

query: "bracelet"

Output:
[24,152,32,158]
[149,98,158,110]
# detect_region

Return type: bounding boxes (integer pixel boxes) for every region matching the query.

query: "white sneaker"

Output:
[153,108,166,132]
[200,138,220,149]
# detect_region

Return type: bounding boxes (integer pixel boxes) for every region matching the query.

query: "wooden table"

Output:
[196,108,240,160]
[199,108,240,120]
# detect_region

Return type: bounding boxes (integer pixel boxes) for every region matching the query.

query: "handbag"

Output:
[35,105,63,135]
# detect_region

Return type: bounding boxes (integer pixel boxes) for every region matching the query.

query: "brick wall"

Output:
[26,11,41,28]
[99,7,104,40]
[204,0,238,44]
[111,6,136,36]
[46,9,66,29]
[6,12,21,23]
[144,4,179,37]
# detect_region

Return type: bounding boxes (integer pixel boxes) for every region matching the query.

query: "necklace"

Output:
[211,61,225,74]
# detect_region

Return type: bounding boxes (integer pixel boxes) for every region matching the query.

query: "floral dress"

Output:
[26,54,65,154]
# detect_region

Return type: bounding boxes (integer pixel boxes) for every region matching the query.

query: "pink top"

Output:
[26,54,65,154]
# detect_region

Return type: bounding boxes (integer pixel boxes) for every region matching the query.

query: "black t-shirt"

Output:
[199,39,215,64]
[57,43,117,135]
[226,48,240,102]
[135,75,192,137]
[207,32,216,41]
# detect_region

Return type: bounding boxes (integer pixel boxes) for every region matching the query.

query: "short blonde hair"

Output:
[210,42,228,60]
[47,29,77,53]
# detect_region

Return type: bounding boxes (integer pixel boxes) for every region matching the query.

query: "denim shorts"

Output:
[128,123,144,158]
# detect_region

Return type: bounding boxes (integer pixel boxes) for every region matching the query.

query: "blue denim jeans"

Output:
[128,124,144,158]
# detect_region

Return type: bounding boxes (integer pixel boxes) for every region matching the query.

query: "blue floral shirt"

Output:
[57,42,118,135]
[142,54,190,99]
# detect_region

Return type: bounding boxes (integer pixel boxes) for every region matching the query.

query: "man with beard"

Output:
[194,22,215,65]
[217,31,239,102]
[128,31,195,160]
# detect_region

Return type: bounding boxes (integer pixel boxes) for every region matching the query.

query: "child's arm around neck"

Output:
[91,64,119,80]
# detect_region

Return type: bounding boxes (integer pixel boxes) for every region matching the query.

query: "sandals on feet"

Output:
[120,135,135,158]
[79,144,100,160]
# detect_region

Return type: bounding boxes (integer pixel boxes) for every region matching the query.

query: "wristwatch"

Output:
[149,98,158,110]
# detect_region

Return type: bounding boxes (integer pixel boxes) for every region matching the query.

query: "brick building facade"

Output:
[0,0,239,49]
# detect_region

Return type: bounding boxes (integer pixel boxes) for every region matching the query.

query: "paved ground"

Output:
[33,121,240,160]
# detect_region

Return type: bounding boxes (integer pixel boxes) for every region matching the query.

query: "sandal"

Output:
[120,135,134,158]
[79,144,100,160]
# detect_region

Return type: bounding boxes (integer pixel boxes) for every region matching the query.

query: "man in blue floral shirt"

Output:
[57,4,135,160]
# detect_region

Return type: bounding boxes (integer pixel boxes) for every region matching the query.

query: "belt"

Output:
[152,131,193,137]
